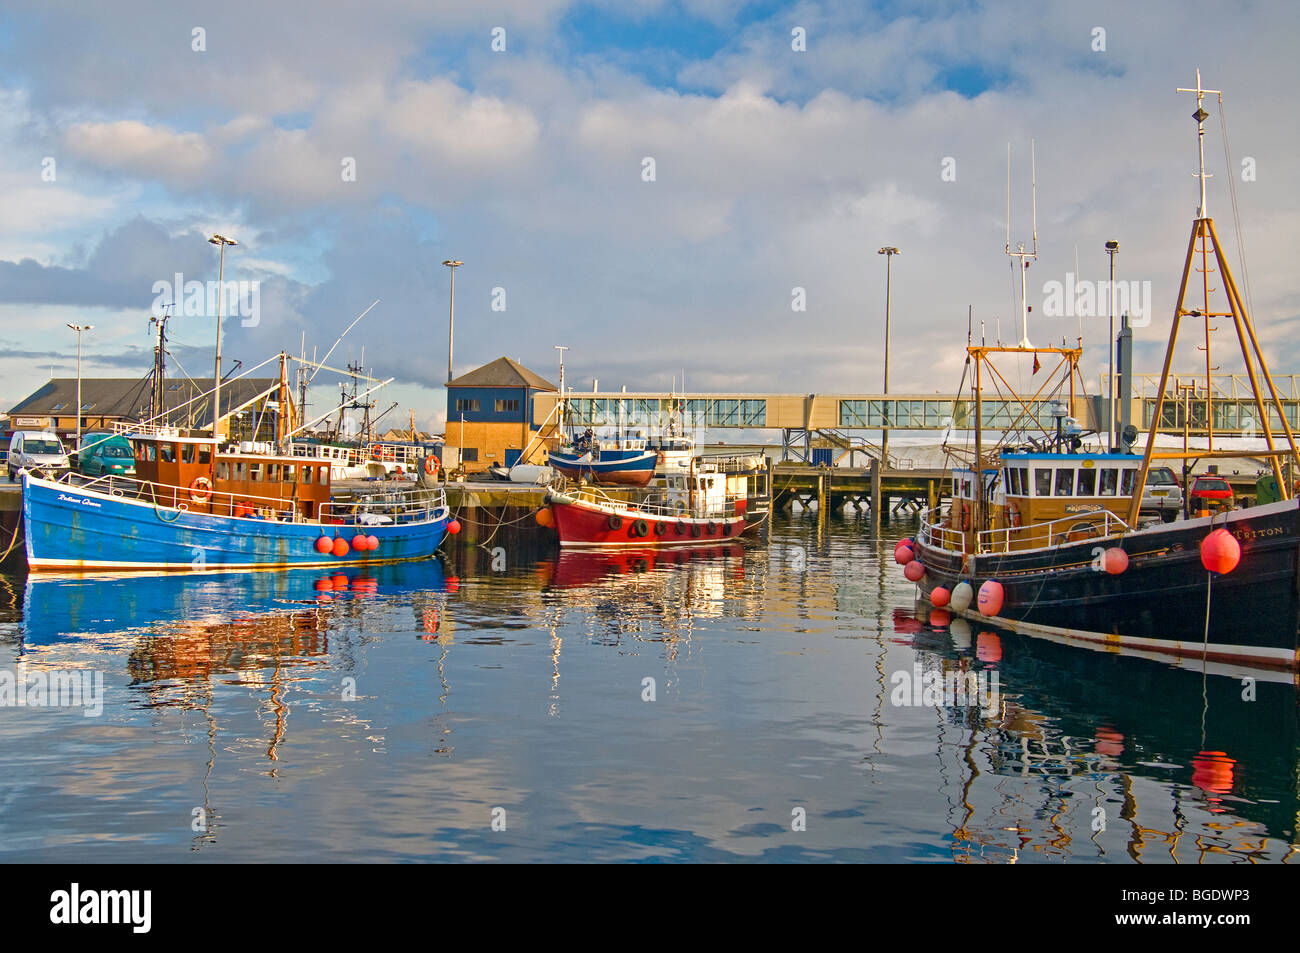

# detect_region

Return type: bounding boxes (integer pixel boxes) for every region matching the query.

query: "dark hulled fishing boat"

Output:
[904,73,1300,670]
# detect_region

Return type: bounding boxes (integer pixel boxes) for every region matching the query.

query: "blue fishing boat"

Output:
[547,428,657,486]
[19,354,455,573]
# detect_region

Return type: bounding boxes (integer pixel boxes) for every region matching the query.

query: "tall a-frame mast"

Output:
[1126,71,1300,524]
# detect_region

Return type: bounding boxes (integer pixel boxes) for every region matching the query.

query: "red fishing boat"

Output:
[543,456,758,547]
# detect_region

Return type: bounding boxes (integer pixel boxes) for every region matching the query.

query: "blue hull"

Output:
[547,449,657,485]
[22,474,450,572]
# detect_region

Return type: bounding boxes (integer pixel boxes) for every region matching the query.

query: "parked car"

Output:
[1189,474,1235,513]
[1141,466,1184,521]
[7,431,70,480]
[77,433,136,477]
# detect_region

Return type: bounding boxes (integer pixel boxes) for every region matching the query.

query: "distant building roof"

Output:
[447,357,556,391]
[9,377,288,426]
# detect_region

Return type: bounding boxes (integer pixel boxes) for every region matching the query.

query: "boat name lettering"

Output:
[56,493,102,509]
[1232,526,1282,541]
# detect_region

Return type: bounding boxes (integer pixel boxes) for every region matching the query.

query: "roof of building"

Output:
[447,357,556,391]
[9,377,289,426]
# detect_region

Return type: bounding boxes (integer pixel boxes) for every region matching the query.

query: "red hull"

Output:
[549,498,749,548]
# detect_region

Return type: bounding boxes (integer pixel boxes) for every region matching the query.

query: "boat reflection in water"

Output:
[889,603,1300,863]
[18,560,449,849]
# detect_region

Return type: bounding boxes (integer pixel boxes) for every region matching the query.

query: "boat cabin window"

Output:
[216,461,229,480]
[284,464,295,482]
[181,443,195,464]
[267,464,279,482]
[1120,468,1137,496]
[159,443,175,463]
[234,460,246,479]
[249,463,263,482]
[140,442,156,463]
[1035,469,1052,497]
[1099,468,1118,495]
[300,465,313,483]
[1077,468,1096,496]
[199,444,211,464]
[1054,468,1074,496]
[318,466,328,485]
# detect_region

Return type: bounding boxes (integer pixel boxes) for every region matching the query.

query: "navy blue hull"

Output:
[912,499,1300,668]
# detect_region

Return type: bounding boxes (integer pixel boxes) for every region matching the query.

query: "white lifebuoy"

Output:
[189,476,213,503]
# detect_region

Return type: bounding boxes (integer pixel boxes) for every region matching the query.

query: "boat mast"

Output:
[1006,141,1038,350]
[1127,71,1300,524]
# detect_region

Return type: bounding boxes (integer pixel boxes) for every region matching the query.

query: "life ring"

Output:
[189,476,213,503]
[1008,502,1022,528]
[423,456,439,476]
[633,519,650,537]
[608,514,623,531]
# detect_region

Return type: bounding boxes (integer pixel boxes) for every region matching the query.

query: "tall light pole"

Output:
[443,259,462,385]
[878,246,900,466]
[209,234,237,439]
[66,323,93,447]
[1105,240,1119,450]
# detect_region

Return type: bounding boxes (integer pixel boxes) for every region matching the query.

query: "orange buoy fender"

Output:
[930,586,951,608]
[1102,547,1129,574]
[904,560,926,582]
[895,545,915,566]
[1200,528,1241,574]
[977,580,1005,616]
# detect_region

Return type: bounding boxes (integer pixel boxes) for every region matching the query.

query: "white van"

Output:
[7,431,70,480]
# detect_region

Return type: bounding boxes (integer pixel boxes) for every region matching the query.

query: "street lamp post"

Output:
[878,246,900,466]
[1105,240,1119,450]
[66,323,93,448]
[209,234,238,439]
[443,260,463,385]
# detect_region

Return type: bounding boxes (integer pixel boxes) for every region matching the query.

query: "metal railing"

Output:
[320,489,447,526]
[61,470,447,526]
[552,484,746,521]
[919,505,1131,554]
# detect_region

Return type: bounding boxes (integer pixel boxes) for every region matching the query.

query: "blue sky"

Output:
[1,0,1298,433]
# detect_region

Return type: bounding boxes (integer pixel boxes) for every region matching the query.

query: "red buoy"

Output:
[447,519,461,535]
[365,535,379,550]
[1200,528,1241,574]
[1102,547,1129,574]
[536,508,554,528]
[977,580,1005,616]
[904,560,926,582]
[332,537,350,557]
[315,536,333,554]
[894,545,915,566]
[352,534,370,552]
[895,537,914,552]
[930,586,951,607]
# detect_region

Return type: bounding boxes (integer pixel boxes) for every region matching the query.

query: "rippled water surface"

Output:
[0,513,1296,862]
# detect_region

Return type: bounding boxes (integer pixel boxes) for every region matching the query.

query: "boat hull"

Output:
[548,494,748,548]
[912,499,1300,669]
[21,474,450,572]
[547,450,657,487]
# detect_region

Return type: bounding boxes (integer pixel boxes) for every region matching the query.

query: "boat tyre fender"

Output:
[690,523,702,538]
[608,514,623,531]
[633,519,650,537]
[654,521,668,537]
[722,522,732,536]
[675,521,687,535]
[705,522,717,536]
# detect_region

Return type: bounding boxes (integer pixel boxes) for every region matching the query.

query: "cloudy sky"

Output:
[1,0,1297,433]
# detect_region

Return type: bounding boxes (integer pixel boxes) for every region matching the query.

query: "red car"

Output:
[1189,475,1234,511]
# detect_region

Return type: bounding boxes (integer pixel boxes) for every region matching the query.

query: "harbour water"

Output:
[0,512,1295,863]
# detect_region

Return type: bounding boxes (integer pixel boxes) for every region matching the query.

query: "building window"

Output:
[455,399,480,413]
[462,448,478,462]
[494,398,519,413]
